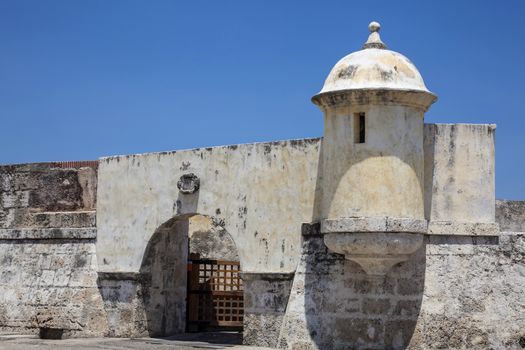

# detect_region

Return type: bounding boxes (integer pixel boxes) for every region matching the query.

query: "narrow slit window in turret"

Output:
[354,112,365,143]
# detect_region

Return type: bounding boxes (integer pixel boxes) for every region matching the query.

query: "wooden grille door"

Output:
[187,259,244,331]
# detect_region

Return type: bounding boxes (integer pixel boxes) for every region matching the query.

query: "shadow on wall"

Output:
[423,124,436,220]
[287,128,425,349]
[281,223,427,349]
[140,214,192,337]
[312,115,426,222]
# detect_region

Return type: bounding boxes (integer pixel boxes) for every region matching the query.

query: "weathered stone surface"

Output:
[0,240,107,337]
[0,163,98,229]
[28,211,96,229]
[0,163,102,337]
[274,223,525,350]
[77,167,97,210]
[427,221,499,236]
[243,314,285,348]
[410,231,525,350]
[0,334,268,349]
[188,215,239,261]
[97,275,148,338]
[496,200,525,232]
[0,228,96,240]
[424,124,496,226]
[278,223,425,350]
[27,169,85,212]
[321,217,427,234]
[242,273,294,348]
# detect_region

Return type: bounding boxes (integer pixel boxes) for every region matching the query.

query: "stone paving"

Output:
[0,332,276,350]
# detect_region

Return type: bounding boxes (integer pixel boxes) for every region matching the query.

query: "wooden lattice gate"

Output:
[187,259,244,331]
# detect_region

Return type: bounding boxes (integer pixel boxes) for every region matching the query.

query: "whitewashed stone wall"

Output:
[96,138,322,275]
[96,123,498,278]
[424,124,497,235]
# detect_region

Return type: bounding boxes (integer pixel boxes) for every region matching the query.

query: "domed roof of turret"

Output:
[314,22,434,97]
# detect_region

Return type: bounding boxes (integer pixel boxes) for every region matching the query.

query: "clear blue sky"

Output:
[1,1,524,199]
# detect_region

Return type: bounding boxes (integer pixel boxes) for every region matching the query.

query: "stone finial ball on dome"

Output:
[368,21,381,33]
[363,20,386,49]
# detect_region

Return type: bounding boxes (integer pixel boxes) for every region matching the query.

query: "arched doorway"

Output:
[140,214,242,337]
[186,215,243,332]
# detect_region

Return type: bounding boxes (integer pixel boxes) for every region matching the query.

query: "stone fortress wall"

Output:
[0,162,106,337]
[0,124,524,349]
[277,216,525,350]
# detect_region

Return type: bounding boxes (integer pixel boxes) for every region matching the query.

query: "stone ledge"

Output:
[321,217,428,234]
[28,211,96,228]
[97,272,142,281]
[241,272,295,282]
[0,228,96,240]
[312,89,436,111]
[427,221,499,236]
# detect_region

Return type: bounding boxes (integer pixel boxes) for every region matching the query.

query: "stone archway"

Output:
[188,215,239,261]
[139,214,241,337]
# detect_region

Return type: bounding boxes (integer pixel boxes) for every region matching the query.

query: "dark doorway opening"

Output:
[187,258,244,332]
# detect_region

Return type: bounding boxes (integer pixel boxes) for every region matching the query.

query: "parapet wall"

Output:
[97,123,498,276]
[0,162,105,337]
[96,138,322,274]
[0,162,97,228]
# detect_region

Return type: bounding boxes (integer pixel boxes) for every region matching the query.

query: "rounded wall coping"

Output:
[427,221,500,236]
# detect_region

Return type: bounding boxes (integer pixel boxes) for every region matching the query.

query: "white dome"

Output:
[315,22,434,96]
[319,48,430,94]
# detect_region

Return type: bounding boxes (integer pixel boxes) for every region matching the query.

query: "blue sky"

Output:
[0,1,524,199]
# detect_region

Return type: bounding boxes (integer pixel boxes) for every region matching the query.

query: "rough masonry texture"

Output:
[278,223,525,350]
[0,163,106,337]
[1,21,525,350]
